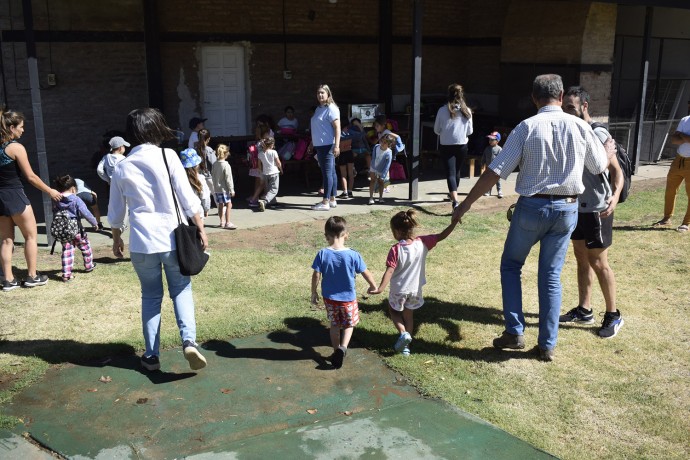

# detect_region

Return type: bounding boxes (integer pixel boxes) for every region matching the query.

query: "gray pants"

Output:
[262,173,280,204]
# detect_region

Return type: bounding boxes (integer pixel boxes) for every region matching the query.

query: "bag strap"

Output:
[161,147,183,225]
[76,207,85,237]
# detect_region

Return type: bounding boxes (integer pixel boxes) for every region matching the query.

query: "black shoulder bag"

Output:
[161,148,209,276]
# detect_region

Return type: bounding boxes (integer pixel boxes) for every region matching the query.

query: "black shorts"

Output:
[0,188,30,217]
[77,191,96,206]
[571,211,613,249]
[336,150,354,166]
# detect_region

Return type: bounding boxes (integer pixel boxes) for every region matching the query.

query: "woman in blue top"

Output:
[0,109,62,291]
[310,84,341,211]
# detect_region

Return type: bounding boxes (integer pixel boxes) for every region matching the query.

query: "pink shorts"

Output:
[324,298,360,329]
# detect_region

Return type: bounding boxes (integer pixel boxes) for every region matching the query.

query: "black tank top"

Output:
[0,141,23,189]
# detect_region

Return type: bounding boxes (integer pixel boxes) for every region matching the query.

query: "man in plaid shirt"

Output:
[453,74,611,361]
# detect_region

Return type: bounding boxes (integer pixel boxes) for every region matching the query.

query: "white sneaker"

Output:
[368,198,375,205]
[312,202,330,211]
[329,200,337,208]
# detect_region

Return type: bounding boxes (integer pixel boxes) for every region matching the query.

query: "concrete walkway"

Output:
[23,161,672,248]
[1,327,555,459]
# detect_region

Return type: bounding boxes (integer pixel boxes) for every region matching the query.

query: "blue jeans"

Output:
[500,197,578,350]
[131,251,197,357]
[315,145,337,200]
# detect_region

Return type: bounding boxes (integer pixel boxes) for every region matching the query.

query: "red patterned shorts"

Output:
[323,298,360,329]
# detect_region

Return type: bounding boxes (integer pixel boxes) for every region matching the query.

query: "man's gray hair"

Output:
[532,74,563,101]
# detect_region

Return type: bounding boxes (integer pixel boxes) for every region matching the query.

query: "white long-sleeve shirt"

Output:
[433,105,473,145]
[108,143,202,254]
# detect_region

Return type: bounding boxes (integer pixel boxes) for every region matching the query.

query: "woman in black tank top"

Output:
[0,109,62,291]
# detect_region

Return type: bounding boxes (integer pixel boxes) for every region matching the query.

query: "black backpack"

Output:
[590,122,632,203]
[50,209,84,254]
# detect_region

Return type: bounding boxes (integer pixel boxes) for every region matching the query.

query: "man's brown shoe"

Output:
[533,346,554,362]
[492,331,525,349]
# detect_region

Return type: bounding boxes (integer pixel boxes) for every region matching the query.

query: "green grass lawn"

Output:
[1,183,688,459]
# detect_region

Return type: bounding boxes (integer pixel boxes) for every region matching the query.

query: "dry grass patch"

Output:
[0,181,688,459]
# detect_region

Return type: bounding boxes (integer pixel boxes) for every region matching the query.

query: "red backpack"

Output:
[294,138,309,160]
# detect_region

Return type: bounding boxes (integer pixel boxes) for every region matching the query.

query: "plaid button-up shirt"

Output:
[490,105,608,196]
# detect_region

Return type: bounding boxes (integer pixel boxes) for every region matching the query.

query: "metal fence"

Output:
[609,118,681,164]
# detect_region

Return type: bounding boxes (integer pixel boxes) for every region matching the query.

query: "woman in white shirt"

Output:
[108,108,208,373]
[433,83,473,208]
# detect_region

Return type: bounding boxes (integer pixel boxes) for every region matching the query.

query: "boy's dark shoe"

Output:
[2,279,19,292]
[183,340,207,371]
[559,306,594,324]
[492,331,525,349]
[141,355,160,371]
[23,273,48,287]
[332,346,346,369]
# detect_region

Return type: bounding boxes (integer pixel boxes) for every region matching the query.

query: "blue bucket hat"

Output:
[180,148,202,168]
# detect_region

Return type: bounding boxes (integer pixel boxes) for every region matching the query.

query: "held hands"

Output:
[367,285,382,295]
[451,203,466,224]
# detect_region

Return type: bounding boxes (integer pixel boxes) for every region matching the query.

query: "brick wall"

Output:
[499,0,616,123]
[1,0,620,205]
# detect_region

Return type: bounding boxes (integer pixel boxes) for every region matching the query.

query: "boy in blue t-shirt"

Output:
[311,216,377,369]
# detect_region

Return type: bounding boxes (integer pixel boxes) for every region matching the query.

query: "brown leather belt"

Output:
[529,194,578,203]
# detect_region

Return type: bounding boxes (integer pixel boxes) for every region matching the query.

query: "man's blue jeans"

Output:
[131,251,197,357]
[500,196,578,350]
[315,145,337,200]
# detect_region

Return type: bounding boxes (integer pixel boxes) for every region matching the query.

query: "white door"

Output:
[202,46,247,136]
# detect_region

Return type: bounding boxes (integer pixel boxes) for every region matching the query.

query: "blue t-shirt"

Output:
[311,247,366,301]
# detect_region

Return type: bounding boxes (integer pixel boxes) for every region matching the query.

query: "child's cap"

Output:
[109,136,130,150]
[180,148,202,168]
[188,117,207,129]
[487,131,501,142]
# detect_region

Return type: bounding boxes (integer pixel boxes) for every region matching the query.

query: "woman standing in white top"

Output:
[108,108,208,373]
[433,83,473,208]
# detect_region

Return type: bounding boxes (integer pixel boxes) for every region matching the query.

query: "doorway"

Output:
[201,46,247,136]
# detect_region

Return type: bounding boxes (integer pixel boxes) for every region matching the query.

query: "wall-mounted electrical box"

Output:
[283,70,292,80]
[47,73,57,86]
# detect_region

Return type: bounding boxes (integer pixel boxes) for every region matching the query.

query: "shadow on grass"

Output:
[0,339,195,384]
[613,224,676,232]
[93,256,130,265]
[204,317,333,370]
[356,297,540,363]
[409,204,453,217]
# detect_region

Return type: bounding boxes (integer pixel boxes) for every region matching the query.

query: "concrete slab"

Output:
[2,326,554,459]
